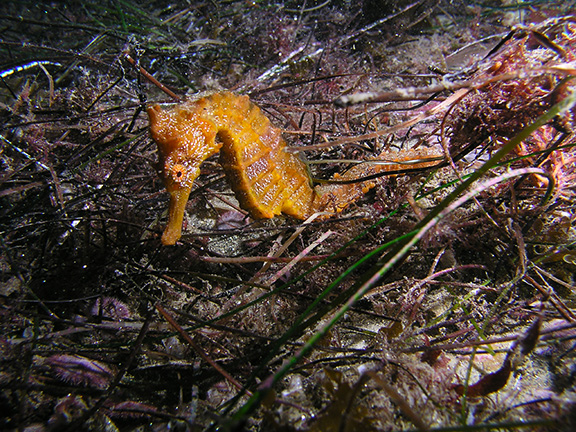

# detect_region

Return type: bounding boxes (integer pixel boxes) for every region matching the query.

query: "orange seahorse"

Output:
[148,92,441,245]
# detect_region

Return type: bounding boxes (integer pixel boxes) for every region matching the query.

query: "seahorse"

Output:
[148,92,440,245]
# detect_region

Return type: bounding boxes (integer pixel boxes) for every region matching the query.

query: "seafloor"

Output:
[1,1,575,431]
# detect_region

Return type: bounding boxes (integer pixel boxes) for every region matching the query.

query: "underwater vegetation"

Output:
[1,1,575,431]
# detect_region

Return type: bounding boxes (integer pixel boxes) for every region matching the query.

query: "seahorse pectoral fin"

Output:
[161,187,192,245]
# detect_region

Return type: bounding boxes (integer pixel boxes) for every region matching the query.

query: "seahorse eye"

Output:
[173,165,185,179]
[165,162,199,190]
[171,163,187,182]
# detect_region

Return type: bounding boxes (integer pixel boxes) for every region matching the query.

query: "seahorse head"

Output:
[147,102,219,245]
